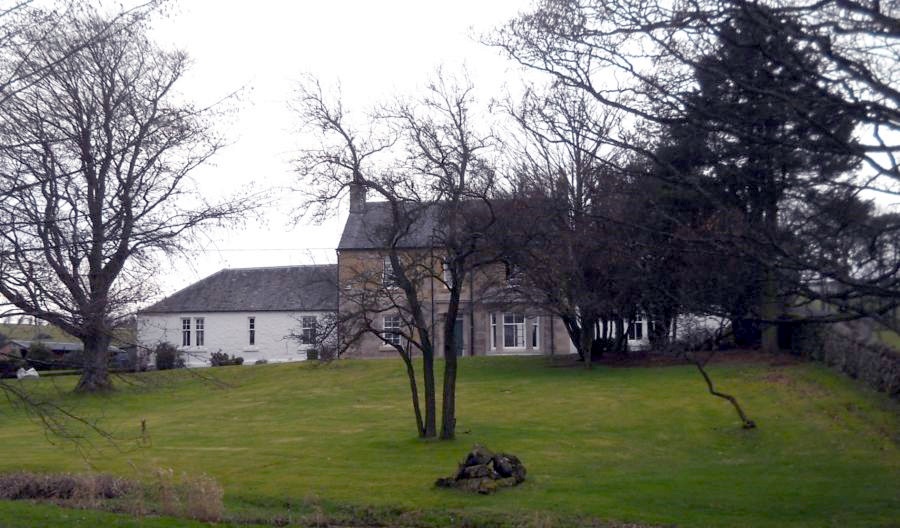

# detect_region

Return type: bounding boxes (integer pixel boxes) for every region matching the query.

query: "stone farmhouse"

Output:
[136,190,655,365]
[336,187,652,358]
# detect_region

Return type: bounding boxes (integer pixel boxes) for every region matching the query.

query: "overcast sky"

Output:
[145,1,533,299]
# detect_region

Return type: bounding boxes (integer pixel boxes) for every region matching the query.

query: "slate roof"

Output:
[338,199,503,251]
[338,201,443,250]
[139,265,338,314]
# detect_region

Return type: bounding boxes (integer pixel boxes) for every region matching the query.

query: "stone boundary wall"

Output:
[792,321,900,399]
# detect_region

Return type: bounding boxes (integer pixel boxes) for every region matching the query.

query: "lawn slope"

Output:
[0,356,897,527]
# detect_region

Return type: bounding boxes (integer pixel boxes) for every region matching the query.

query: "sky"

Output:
[144,0,534,300]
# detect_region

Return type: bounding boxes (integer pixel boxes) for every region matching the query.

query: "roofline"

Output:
[138,308,338,315]
[210,263,336,272]
[336,245,437,252]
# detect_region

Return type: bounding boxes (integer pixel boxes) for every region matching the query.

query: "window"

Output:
[300,316,317,345]
[530,317,540,349]
[490,313,497,349]
[248,317,256,346]
[195,317,205,347]
[383,315,402,346]
[628,315,643,340]
[442,258,454,289]
[503,313,525,348]
[181,318,191,347]
[383,256,398,288]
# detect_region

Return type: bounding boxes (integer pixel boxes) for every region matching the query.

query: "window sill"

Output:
[243,347,259,353]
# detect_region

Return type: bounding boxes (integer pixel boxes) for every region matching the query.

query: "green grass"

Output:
[0,356,897,527]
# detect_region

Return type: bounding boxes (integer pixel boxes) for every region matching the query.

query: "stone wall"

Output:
[791,321,900,398]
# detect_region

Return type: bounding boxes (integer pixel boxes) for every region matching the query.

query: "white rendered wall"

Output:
[137,311,330,367]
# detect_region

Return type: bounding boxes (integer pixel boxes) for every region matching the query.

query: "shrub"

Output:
[154,342,184,370]
[209,351,244,367]
[254,359,268,365]
[312,341,339,362]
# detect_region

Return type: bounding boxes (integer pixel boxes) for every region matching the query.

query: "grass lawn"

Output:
[0,356,897,527]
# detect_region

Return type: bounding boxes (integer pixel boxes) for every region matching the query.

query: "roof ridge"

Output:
[221,263,336,272]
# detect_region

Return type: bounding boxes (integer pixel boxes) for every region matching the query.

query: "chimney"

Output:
[349,182,365,213]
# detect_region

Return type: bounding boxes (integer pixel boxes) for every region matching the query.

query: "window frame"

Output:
[489,313,497,350]
[530,316,540,349]
[195,317,205,347]
[503,313,526,349]
[442,258,454,289]
[248,316,256,346]
[181,317,191,347]
[382,314,402,346]
[627,315,644,340]
[382,256,399,288]
[299,315,317,345]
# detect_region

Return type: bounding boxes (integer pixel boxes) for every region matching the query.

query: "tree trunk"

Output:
[400,353,426,437]
[440,323,458,440]
[760,268,781,354]
[422,348,437,438]
[74,333,113,393]
[613,319,628,355]
[561,315,583,361]
[580,320,594,369]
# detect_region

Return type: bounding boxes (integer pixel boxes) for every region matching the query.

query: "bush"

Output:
[154,343,184,370]
[312,341,339,362]
[254,359,268,365]
[209,351,243,367]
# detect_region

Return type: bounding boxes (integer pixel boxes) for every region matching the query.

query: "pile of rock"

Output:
[435,445,526,494]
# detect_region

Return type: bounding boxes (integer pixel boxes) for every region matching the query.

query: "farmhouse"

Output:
[336,187,653,358]
[137,265,337,366]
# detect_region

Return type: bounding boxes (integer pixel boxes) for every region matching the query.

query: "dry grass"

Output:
[0,470,223,523]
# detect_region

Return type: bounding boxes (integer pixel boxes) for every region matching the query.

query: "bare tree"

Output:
[295,74,497,439]
[498,86,644,366]
[0,5,245,392]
